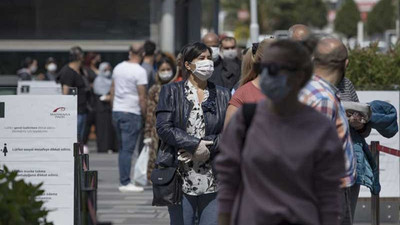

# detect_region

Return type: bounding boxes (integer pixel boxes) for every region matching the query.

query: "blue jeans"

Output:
[77,113,87,143]
[168,193,218,225]
[112,112,142,185]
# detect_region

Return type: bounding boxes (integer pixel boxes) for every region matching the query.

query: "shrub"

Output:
[347,43,400,90]
[0,166,53,225]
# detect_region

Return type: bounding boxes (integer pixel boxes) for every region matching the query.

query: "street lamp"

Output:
[250,0,259,43]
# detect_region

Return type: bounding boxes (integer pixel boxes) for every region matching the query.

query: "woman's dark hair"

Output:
[84,52,99,67]
[156,57,177,77]
[182,42,212,75]
[21,57,35,68]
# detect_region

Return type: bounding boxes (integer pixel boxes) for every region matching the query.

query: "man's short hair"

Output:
[129,43,144,56]
[143,40,156,56]
[69,46,84,62]
[221,36,236,46]
[313,40,348,71]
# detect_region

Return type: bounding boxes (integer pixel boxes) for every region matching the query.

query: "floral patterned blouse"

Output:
[181,80,218,196]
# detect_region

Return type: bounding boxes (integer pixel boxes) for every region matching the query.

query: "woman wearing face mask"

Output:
[155,42,231,225]
[44,57,58,81]
[17,57,38,81]
[143,57,177,182]
[93,62,116,153]
[217,40,345,225]
[223,39,274,127]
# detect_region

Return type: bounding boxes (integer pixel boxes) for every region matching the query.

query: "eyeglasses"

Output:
[260,63,298,76]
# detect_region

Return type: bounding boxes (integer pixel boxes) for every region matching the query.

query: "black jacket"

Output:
[208,56,241,91]
[156,80,231,166]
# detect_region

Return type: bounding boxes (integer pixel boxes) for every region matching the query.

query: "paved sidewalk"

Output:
[90,153,169,225]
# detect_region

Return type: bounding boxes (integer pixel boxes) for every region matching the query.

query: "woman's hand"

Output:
[178,149,193,163]
[193,140,213,162]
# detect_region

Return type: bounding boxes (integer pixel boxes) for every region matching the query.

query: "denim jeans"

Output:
[77,113,87,143]
[168,193,218,225]
[112,111,142,185]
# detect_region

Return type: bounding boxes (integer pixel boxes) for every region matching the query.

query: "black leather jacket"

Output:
[156,80,231,165]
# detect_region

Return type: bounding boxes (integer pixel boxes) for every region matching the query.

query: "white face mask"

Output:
[104,70,112,78]
[210,47,220,61]
[222,49,238,59]
[47,63,57,72]
[30,65,37,73]
[191,60,214,81]
[159,70,174,81]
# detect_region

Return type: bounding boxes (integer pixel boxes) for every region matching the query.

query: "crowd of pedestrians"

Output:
[14,24,396,225]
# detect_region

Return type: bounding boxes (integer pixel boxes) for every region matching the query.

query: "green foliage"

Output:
[265,0,328,31]
[0,166,53,225]
[234,23,250,45]
[334,0,360,38]
[366,0,396,36]
[347,43,400,90]
[221,0,328,34]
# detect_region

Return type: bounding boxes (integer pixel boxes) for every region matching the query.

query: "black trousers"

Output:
[82,110,96,145]
[95,110,117,152]
[94,96,117,153]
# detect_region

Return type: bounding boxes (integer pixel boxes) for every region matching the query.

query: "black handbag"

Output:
[151,166,183,206]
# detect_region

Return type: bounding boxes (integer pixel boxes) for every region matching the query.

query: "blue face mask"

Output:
[260,68,291,103]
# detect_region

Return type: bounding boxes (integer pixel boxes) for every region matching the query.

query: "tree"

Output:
[366,0,396,36]
[263,0,328,31]
[221,0,328,33]
[334,0,360,38]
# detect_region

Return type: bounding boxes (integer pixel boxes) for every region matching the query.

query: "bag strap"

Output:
[242,103,257,138]
[234,103,257,225]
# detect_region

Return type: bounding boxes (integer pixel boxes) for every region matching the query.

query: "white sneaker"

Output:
[118,183,144,192]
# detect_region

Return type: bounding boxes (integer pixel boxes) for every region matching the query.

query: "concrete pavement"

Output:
[90,153,169,225]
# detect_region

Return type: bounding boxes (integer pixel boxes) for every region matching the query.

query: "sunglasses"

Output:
[260,63,298,76]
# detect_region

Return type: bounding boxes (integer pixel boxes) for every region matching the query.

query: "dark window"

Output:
[0,0,150,40]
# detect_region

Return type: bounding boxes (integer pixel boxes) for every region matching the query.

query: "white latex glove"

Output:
[193,140,213,162]
[178,149,192,163]
[143,138,152,145]
[99,95,107,101]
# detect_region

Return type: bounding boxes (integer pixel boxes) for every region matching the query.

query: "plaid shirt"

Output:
[299,75,356,187]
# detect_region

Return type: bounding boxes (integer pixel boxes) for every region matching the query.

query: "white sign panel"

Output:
[17,81,62,95]
[357,91,400,198]
[0,95,76,225]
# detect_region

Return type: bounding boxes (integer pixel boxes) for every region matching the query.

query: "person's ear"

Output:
[184,61,192,71]
[345,59,349,68]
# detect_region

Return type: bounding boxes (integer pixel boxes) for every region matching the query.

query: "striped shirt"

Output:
[337,77,359,102]
[299,75,356,187]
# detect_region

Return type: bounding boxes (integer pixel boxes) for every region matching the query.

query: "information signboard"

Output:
[0,95,76,225]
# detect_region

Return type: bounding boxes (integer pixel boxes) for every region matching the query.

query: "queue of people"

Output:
[150,26,384,225]
[17,26,395,225]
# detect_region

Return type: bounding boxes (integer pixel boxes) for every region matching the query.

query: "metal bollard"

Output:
[371,141,380,225]
[74,143,82,225]
[84,170,98,225]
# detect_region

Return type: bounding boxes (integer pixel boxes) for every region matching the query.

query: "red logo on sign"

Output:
[53,107,66,112]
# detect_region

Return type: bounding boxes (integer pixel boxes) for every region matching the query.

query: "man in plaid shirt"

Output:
[299,38,356,225]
